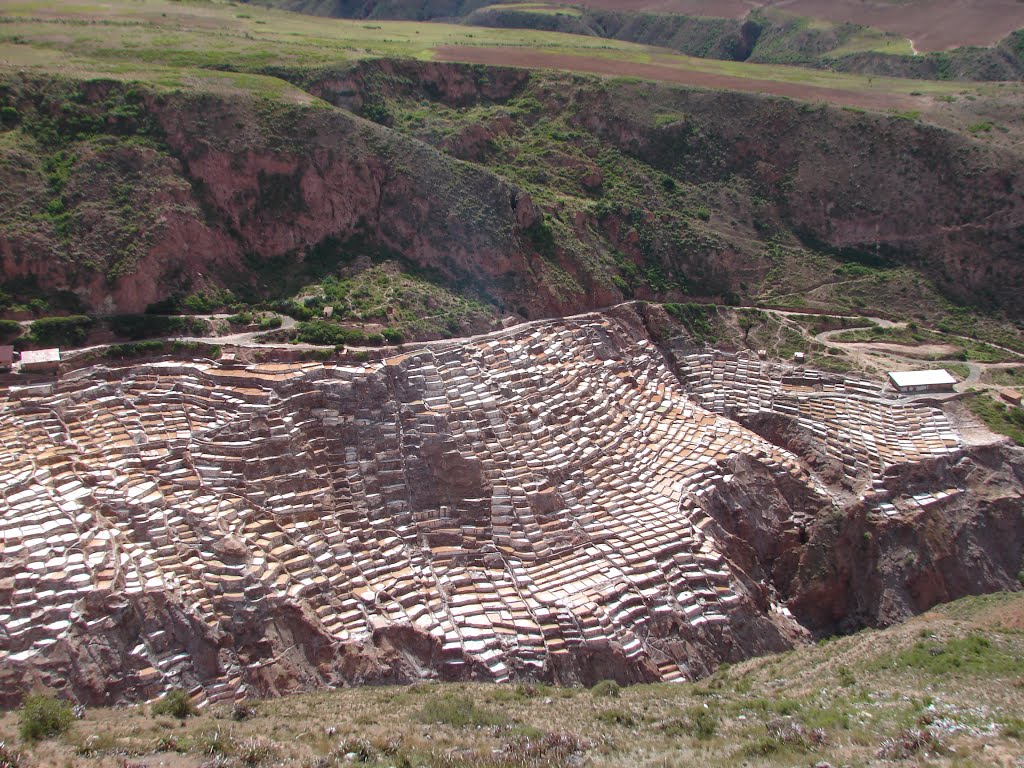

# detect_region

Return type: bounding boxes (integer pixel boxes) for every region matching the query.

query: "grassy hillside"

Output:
[0,0,1007,105]
[2,591,1023,766]
[254,0,1024,80]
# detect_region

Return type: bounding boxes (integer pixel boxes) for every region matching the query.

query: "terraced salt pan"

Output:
[0,314,961,701]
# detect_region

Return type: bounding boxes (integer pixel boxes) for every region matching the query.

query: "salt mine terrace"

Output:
[0,305,969,702]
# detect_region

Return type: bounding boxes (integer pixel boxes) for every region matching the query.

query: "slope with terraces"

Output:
[0,304,1021,706]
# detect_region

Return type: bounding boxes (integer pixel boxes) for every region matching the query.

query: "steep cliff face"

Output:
[0,74,543,315]
[560,87,1024,313]
[2,65,1023,321]
[302,61,1024,315]
[788,444,1024,633]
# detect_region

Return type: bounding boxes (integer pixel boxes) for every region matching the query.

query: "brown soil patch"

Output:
[433,46,917,109]
[840,341,963,358]
[564,0,758,16]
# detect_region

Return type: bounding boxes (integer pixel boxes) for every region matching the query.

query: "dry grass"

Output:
[1,592,1022,767]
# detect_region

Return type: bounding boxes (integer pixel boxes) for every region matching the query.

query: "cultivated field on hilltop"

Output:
[0,0,1010,106]
[472,0,1024,51]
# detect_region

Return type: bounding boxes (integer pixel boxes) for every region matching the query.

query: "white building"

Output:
[20,348,61,374]
[887,369,956,394]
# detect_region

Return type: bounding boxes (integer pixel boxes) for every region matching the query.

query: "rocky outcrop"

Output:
[789,444,1024,633]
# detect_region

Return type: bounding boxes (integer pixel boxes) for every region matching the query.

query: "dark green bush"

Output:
[109,314,204,340]
[258,315,282,331]
[687,705,718,740]
[28,315,94,347]
[595,707,638,727]
[18,695,73,742]
[272,299,315,321]
[105,341,165,358]
[150,689,196,720]
[296,320,369,347]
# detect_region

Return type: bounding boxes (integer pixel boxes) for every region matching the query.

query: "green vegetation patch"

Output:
[109,314,208,340]
[151,690,198,720]
[982,367,1024,388]
[416,694,507,728]
[663,302,719,344]
[25,315,94,347]
[965,392,1024,445]
[290,259,497,344]
[18,695,73,742]
[0,318,23,341]
[883,633,1024,676]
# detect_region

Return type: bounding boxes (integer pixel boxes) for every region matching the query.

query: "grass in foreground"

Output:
[2,592,1023,767]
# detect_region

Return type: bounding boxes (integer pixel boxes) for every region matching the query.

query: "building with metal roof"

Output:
[887,369,956,394]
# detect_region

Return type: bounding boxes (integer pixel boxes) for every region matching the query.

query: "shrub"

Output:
[151,689,197,720]
[226,312,253,326]
[876,728,945,760]
[18,694,73,741]
[663,302,717,343]
[743,720,825,757]
[499,731,592,764]
[0,105,18,128]
[257,315,282,331]
[1002,717,1024,740]
[590,680,621,698]
[193,728,234,756]
[688,705,718,740]
[595,708,638,727]
[153,734,186,752]
[28,315,94,347]
[181,291,231,314]
[105,341,165,358]
[837,665,856,687]
[273,299,315,321]
[109,314,202,340]
[296,320,368,347]
[382,327,404,344]
[333,737,375,763]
